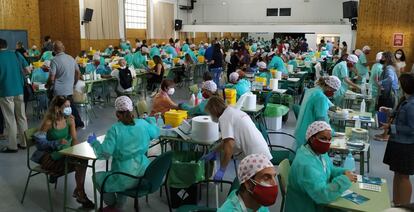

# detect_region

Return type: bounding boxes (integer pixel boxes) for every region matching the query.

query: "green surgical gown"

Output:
[132,52,147,69]
[268,56,288,74]
[218,190,269,212]
[355,53,369,85]
[285,145,351,212]
[180,99,208,116]
[91,119,160,192]
[369,63,383,98]
[332,61,349,107]
[294,87,332,148]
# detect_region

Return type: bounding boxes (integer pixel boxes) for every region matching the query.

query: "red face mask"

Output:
[202,92,209,99]
[249,179,278,206]
[310,138,331,154]
[347,62,353,68]
[324,90,335,97]
[94,61,100,66]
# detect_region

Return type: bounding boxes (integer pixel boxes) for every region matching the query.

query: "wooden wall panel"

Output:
[38,0,81,57]
[0,0,41,48]
[80,39,120,52]
[356,0,414,68]
[126,29,147,42]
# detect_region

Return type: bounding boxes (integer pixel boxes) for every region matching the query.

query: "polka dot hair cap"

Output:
[115,96,133,112]
[238,154,274,184]
[325,76,341,91]
[305,121,332,141]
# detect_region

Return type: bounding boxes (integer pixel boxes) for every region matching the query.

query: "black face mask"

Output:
[379,60,385,64]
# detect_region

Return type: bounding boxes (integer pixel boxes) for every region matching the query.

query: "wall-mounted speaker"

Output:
[83,8,94,22]
[343,1,358,19]
[175,19,183,31]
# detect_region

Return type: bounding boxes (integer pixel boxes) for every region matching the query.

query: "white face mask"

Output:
[63,107,72,116]
[395,53,402,59]
[167,88,175,95]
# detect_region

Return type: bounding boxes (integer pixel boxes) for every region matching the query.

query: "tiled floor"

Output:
[0,85,412,211]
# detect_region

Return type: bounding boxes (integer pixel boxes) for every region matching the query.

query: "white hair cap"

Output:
[354,49,363,56]
[306,121,332,141]
[347,54,359,64]
[43,60,51,68]
[362,45,371,52]
[115,96,133,112]
[229,72,239,83]
[376,52,383,62]
[257,61,267,69]
[202,80,217,93]
[238,154,274,184]
[92,53,101,61]
[325,76,341,91]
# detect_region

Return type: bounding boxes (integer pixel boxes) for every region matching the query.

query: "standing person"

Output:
[395,49,406,75]
[46,41,84,128]
[203,96,272,180]
[383,73,414,206]
[227,49,239,80]
[15,41,29,61]
[294,76,342,148]
[208,43,224,88]
[332,54,361,107]
[42,35,53,52]
[355,45,371,85]
[0,39,31,152]
[369,52,384,112]
[340,41,348,56]
[285,121,355,212]
[218,154,278,211]
[300,38,309,53]
[325,40,333,55]
[28,45,41,57]
[377,51,399,110]
[88,96,159,210]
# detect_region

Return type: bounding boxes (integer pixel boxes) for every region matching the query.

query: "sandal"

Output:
[73,190,95,209]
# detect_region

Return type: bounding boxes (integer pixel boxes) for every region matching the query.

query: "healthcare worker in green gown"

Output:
[104,45,114,56]
[256,61,272,86]
[285,121,356,212]
[332,54,361,107]
[28,45,41,57]
[267,52,288,75]
[225,71,251,99]
[88,96,160,210]
[164,44,178,58]
[120,40,131,51]
[218,154,278,212]
[369,52,384,112]
[179,80,217,116]
[355,46,371,85]
[132,47,149,69]
[149,44,160,59]
[294,76,341,148]
[124,49,133,66]
[40,50,54,61]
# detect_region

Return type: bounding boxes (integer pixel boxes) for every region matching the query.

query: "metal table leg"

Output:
[63,157,68,212]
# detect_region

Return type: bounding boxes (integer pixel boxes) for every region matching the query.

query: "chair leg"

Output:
[45,174,53,212]
[145,195,148,203]
[134,198,139,212]
[55,178,58,190]
[280,195,285,212]
[164,184,172,212]
[21,170,32,203]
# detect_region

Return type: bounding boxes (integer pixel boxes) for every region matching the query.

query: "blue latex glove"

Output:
[213,168,226,181]
[87,133,97,144]
[200,151,217,161]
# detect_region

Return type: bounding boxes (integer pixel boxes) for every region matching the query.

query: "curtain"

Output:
[84,0,120,39]
[151,2,174,39]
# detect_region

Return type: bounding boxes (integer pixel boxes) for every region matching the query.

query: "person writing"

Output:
[87,96,160,210]
[294,76,341,148]
[285,121,356,212]
[203,96,272,180]
[225,71,251,99]
[150,79,179,116]
[32,96,94,208]
[218,154,278,212]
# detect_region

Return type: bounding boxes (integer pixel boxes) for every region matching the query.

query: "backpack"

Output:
[119,68,133,89]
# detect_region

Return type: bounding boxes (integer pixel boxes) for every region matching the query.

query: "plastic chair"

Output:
[99,151,174,212]
[21,128,54,211]
[278,159,291,212]
[176,178,240,212]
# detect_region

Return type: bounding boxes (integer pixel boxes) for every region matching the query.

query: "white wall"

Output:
[177,0,350,25]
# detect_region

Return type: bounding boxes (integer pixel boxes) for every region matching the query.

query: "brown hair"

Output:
[316,77,331,90]
[399,73,414,95]
[160,79,175,92]
[44,96,69,126]
[382,51,396,70]
[205,96,227,118]
[116,111,135,126]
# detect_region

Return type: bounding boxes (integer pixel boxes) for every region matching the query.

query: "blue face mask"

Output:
[63,107,72,116]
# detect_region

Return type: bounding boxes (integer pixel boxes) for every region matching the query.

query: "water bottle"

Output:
[360,83,366,96]
[156,113,164,128]
[197,89,203,103]
[360,99,366,113]
[355,119,361,128]
[343,152,355,172]
[189,94,196,106]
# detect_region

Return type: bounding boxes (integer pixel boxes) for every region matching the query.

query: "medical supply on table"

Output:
[190,116,219,144]
[360,99,366,113]
[224,88,237,106]
[189,94,196,106]
[343,152,356,172]
[165,110,188,127]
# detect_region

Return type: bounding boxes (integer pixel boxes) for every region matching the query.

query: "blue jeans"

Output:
[209,67,223,88]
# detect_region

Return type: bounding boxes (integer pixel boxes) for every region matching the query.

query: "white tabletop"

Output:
[287,78,300,82]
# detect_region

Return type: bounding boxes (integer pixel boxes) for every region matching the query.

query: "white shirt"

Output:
[219,107,272,160]
[396,61,406,71]
[111,68,136,93]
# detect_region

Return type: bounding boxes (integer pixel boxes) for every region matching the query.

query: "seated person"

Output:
[285,121,356,212]
[256,61,272,86]
[226,71,251,99]
[111,58,136,96]
[164,43,178,58]
[120,40,131,52]
[288,53,298,71]
[28,45,41,57]
[218,154,277,211]
[40,50,54,61]
[104,45,114,56]
[149,44,161,59]
[111,47,121,57]
[132,48,148,69]
[179,80,217,116]
[32,96,94,208]
[268,52,288,75]
[124,49,133,66]
[150,79,179,116]
[31,60,50,84]
[88,96,159,210]
[147,55,165,92]
[85,54,111,77]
